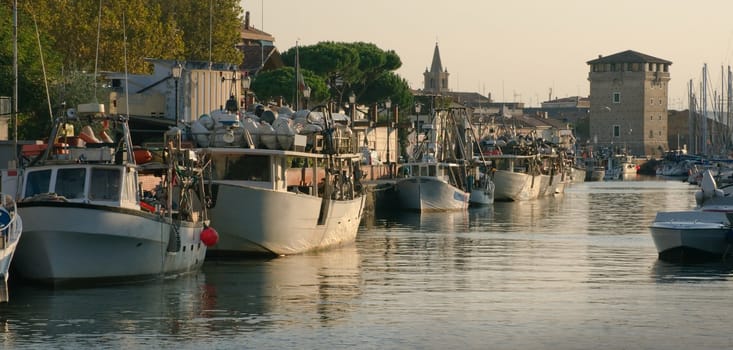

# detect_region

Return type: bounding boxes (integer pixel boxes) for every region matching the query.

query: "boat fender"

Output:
[140,201,156,213]
[200,226,219,246]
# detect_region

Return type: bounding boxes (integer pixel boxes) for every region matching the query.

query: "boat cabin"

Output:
[21,164,139,209]
[399,162,465,186]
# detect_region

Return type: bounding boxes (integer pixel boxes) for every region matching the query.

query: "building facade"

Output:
[587,50,671,156]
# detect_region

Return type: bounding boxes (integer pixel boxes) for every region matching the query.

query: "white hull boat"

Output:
[208,178,365,255]
[13,106,212,285]
[649,211,733,260]
[395,174,470,211]
[493,169,544,201]
[14,204,205,282]
[0,193,22,302]
[649,170,733,260]
[194,104,366,256]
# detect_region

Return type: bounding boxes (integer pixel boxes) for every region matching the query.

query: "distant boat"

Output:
[394,108,473,211]
[649,170,733,260]
[191,103,366,256]
[0,192,22,302]
[12,104,212,285]
[468,161,495,206]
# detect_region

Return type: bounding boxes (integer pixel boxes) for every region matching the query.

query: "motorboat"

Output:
[394,108,473,211]
[0,192,22,302]
[468,162,495,206]
[11,104,213,285]
[396,161,471,211]
[649,170,733,260]
[191,103,365,256]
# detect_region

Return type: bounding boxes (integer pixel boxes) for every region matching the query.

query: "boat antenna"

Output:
[93,0,102,102]
[27,5,53,123]
[12,0,17,171]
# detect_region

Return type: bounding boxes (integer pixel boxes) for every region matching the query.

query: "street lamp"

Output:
[171,62,183,122]
[385,98,392,178]
[349,92,356,121]
[415,102,422,152]
[241,73,251,110]
[303,85,311,110]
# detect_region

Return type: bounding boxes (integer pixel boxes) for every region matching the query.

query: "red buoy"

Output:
[200,227,219,246]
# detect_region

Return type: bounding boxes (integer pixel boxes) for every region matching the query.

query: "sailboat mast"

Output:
[12,0,18,168]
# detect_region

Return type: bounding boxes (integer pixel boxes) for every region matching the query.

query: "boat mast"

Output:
[12,0,17,170]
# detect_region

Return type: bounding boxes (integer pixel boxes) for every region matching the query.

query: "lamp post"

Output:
[171,62,183,122]
[349,92,356,121]
[415,103,422,155]
[241,73,251,111]
[303,86,311,110]
[385,98,392,178]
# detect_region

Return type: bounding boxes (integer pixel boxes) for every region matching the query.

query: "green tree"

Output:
[250,67,328,108]
[280,41,409,110]
[157,0,243,63]
[0,2,64,139]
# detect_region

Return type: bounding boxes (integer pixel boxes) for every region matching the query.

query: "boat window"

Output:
[54,168,86,199]
[24,169,52,197]
[428,165,436,177]
[89,168,121,201]
[410,165,419,176]
[217,155,271,181]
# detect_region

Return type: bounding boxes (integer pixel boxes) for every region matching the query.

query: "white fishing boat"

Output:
[396,161,471,211]
[11,104,213,285]
[649,170,733,260]
[0,193,22,302]
[468,162,495,206]
[190,104,365,256]
[395,108,473,211]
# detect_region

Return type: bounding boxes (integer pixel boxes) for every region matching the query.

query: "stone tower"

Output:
[587,50,671,156]
[423,43,449,93]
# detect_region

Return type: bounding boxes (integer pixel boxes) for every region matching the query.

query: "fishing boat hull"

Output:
[395,176,469,211]
[469,183,495,206]
[0,199,22,286]
[207,183,365,256]
[649,211,733,260]
[493,170,544,201]
[13,203,206,284]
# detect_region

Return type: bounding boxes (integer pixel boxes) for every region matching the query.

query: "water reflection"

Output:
[651,260,733,283]
[0,246,362,347]
[200,244,362,330]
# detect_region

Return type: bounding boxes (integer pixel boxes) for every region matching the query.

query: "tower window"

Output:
[613,125,620,138]
[613,92,621,104]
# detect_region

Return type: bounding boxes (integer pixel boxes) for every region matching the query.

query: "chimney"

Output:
[245,11,250,30]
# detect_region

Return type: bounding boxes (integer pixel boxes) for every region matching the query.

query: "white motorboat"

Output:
[649,170,733,260]
[396,161,470,211]
[0,192,22,302]
[468,162,495,206]
[395,108,473,211]
[192,104,365,256]
[11,104,212,285]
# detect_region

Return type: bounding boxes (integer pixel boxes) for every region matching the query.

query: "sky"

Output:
[240,0,733,110]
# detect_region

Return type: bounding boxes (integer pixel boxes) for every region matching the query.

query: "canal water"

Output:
[3,178,733,349]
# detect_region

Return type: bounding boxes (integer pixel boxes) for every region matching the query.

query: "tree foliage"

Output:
[0,0,245,139]
[250,67,328,107]
[278,41,410,111]
[157,0,243,63]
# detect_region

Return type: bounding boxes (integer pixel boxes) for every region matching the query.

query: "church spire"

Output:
[430,43,443,73]
[423,42,450,93]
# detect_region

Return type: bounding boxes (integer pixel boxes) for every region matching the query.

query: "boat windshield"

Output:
[24,169,52,197]
[89,168,121,201]
[55,168,86,199]
[211,154,271,181]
